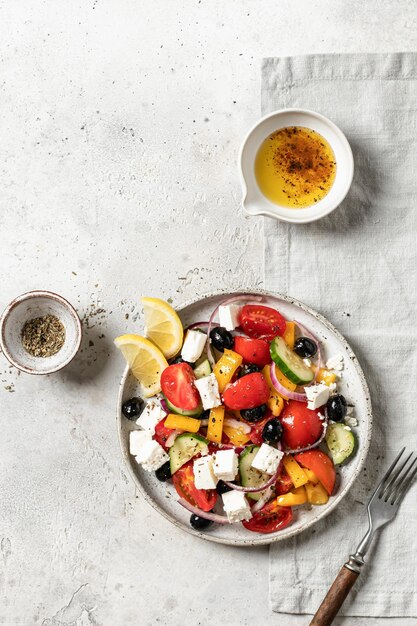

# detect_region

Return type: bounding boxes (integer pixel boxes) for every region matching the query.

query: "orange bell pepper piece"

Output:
[283,321,295,349]
[262,365,285,416]
[305,481,329,505]
[164,414,200,433]
[282,455,309,488]
[276,486,307,507]
[207,406,225,443]
[213,349,243,393]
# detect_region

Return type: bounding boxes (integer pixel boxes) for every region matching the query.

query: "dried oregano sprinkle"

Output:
[21,314,65,358]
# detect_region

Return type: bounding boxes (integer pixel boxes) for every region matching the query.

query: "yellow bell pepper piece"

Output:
[305,481,329,505]
[315,367,337,386]
[276,486,307,507]
[282,455,309,488]
[283,321,295,349]
[164,413,200,433]
[207,406,225,443]
[261,365,285,416]
[304,468,320,485]
[212,349,243,393]
[263,364,297,400]
[223,424,251,446]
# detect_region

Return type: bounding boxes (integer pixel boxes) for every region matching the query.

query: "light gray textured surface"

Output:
[1,1,417,624]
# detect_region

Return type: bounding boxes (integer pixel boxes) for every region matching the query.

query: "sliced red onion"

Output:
[177,498,230,524]
[294,320,322,383]
[160,398,169,414]
[166,429,183,447]
[284,420,329,455]
[270,363,307,402]
[252,487,274,513]
[206,294,263,367]
[223,417,251,434]
[224,463,281,493]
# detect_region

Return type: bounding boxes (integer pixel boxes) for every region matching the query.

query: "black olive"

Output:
[240,404,267,423]
[122,397,144,420]
[199,409,211,420]
[216,480,233,495]
[190,513,213,530]
[209,326,234,352]
[262,419,283,443]
[155,461,171,482]
[294,337,317,358]
[170,356,185,364]
[238,363,260,378]
[326,394,347,422]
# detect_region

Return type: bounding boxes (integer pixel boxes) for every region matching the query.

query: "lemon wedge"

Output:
[114,334,168,397]
[141,297,183,359]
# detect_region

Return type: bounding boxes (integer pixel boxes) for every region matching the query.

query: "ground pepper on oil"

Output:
[255,126,336,208]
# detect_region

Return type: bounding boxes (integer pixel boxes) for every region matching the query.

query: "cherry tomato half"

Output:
[222,372,270,410]
[239,305,286,340]
[154,418,175,450]
[160,362,201,411]
[280,400,323,450]
[172,461,218,512]
[275,469,294,495]
[295,450,336,496]
[242,499,293,534]
[234,336,271,368]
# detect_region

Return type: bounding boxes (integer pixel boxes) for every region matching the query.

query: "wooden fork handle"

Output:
[309,565,359,626]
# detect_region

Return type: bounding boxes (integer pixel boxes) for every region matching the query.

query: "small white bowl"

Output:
[239,108,354,224]
[0,290,82,375]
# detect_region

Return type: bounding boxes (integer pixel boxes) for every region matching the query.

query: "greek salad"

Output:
[116,296,357,535]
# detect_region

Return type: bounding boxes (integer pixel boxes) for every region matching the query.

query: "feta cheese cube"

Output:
[213,449,238,481]
[305,383,333,410]
[221,490,252,523]
[251,443,284,475]
[194,373,221,410]
[135,440,169,472]
[181,330,207,363]
[129,429,152,455]
[136,401,164,434]
[326,354,344,371]
[218,304,241,331]
[193,456,218,489]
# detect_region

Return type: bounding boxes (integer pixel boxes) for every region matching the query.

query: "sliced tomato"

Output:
[222,372,270,410]
[275,469,294,495]
[242,499,293,534]
[280,400,323,450]
[249,412,273,444]
[172,461,218,512]
[295,450,336,496]
[160,362,200,411]
[239,305,286,340]
[234,336,271,367]
[153,418,175,450]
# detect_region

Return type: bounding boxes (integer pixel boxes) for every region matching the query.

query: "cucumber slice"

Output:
[169,433,209,474]
[325,423,355,464]
[163,395,202,417]
[193,359,212,379]
[239,445,270,501]
[270,336,314,385]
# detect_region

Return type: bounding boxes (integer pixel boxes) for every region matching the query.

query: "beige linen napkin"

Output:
[264,53,417,617]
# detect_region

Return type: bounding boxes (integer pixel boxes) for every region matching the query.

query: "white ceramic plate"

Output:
[117,290,372,546]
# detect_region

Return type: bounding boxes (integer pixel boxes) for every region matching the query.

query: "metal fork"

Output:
[310,448,417,626]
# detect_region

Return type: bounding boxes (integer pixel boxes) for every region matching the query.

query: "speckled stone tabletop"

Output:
[1,2,417,625]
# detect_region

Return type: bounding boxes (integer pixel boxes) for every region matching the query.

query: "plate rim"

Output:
[116,288,372,546]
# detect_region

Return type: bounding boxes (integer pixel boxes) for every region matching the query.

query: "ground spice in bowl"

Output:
[21,314,66,358]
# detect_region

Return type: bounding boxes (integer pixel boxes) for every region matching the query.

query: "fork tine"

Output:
[392,458,417,505]
[370,447,405,501]
[381,451,414,501]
